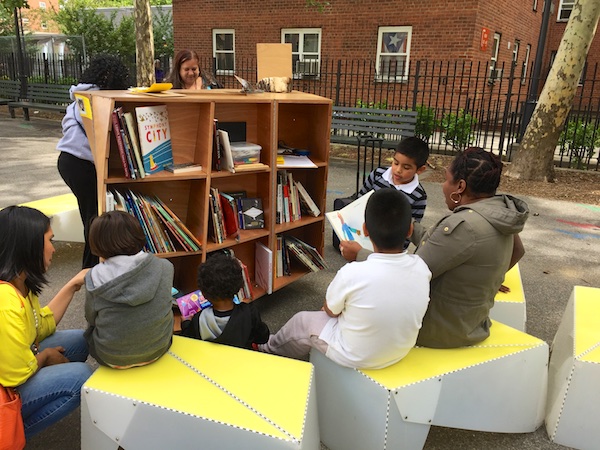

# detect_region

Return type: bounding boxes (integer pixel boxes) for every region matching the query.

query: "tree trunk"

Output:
[506,0,600,181]
[134,0,154,87]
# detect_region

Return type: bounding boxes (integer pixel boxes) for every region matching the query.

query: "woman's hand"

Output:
[339,240,363,262]
[46,268,90,325]
[68,268,89,292]
[37,346,69,368]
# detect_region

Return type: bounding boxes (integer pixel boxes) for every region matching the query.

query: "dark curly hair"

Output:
[80,54,130,90]
[197,253,243,302]
[449,147,503,196]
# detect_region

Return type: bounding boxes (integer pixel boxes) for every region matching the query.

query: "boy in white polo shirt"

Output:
[260,189,431,369]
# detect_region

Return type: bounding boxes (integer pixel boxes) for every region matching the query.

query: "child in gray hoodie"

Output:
[57,54,130,269]
[84,211,174,368]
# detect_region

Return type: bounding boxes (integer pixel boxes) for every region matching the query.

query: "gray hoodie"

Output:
[56,84,99,163]
[84,252,174,367]
[412,194,529,348]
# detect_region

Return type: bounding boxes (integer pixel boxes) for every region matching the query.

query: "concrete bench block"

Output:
[81,336,319,450]
[311,321,548,450]
[20,193,83,242]
[546,285,600,450]
[489,263,526,331]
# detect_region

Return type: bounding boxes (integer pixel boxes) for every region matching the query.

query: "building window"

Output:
[533,0,538,11]
[558,0,575,21]
[490,32,501,80]
[41,21,47,29]
[522,44,531,85]
[376,26,412,81]
[282,28,321,77]
[39,1,46,9]
[513,40,520,63]
[213,29,235,74]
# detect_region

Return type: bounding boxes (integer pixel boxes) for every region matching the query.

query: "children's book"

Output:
[238,197,264,229]
[135,104,174,175]
[325,190,375,253]
[255,242,273,294]
[217,129,235,173]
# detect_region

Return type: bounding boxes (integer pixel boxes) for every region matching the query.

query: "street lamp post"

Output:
[13,6,27,96]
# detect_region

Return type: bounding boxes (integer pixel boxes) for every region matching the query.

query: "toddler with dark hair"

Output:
[83,210,174,368]
[181,253,270,349]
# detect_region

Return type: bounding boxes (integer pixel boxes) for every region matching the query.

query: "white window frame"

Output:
[557,0,575,21]
[512,40,520,63]
[376,26,412,82]
[489,32,502,80]
[281,28,322,78]
[533,0,538,11]
[522,44,531,85]
[213,29,235,75]
[39,1,46,9]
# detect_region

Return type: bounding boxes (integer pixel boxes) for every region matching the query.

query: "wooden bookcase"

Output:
[79,90,332,299]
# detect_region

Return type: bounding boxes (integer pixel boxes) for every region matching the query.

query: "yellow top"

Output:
[361,321,545,389]
[574,285,600,362]
[84,336,313,441]
[494,264,525,304]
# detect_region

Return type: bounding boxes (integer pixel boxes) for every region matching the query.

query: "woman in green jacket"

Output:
[340,147,528,348]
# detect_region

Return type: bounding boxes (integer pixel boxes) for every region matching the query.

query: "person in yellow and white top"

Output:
[0,206,93,440]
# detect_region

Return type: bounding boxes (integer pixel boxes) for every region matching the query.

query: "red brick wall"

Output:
[172,0,543,70]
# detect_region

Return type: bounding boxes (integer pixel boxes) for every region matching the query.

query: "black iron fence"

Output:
[2,52,598,170]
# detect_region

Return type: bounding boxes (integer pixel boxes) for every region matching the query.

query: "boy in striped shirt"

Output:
[358,136,429,249]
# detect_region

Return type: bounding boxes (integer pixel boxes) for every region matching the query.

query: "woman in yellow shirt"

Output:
[0,206,93,439]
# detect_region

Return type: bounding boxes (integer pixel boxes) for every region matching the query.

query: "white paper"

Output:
[277,155,318,169]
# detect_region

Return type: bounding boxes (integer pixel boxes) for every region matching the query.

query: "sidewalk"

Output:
[2,114,597,449]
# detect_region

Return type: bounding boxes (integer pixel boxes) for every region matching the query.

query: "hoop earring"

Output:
[450,192,462,204]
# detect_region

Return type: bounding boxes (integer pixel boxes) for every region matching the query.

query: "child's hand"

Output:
[339,241,362,262]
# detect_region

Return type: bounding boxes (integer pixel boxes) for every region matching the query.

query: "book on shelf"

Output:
[284,237,321,273]
[217,129,235,173]
[325,190,374,252]
[122,111,146,178]
[285,235,328,270]
[238,259,254,301]
[255,242,273,294]
[116,107,141,179]
[164,162,203,174]
[238,197,264,230]
[219,193,240,238]
[113,189,202,253]
[295,180,321,217]
[276,154,318,169]
[135,104,174,175]
[110,108,132,178]
[208,187,226,244]
[212,119,221,171]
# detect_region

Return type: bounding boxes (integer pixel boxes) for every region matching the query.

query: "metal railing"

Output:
[2,52,598,170]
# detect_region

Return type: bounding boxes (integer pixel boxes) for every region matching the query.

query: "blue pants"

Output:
[17,329,94,438]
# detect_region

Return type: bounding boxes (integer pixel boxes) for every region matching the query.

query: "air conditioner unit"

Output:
[295,60,320,77]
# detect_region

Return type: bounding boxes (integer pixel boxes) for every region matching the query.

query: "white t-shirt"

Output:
[319,252,431,369]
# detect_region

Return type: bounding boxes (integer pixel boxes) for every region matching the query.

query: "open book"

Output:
[325,191,374,252]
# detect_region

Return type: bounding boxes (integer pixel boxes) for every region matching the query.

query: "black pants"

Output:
[57,151,99,268]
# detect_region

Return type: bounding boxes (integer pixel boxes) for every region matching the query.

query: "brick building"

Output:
[171,0,597,84]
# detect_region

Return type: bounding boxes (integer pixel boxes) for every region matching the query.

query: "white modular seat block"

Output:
[81,336,319,450]
[546,286,600,450]
[489,264,526,331]
[19,193,84,242]
[312,321,548,450]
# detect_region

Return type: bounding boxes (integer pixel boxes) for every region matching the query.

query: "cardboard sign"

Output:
[257,43,292,80]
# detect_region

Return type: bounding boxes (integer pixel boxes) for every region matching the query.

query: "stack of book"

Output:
[108,189,201,254]
[276,235,327,276]
[276,171,321,224]
[111,104,175,178]
[207,189,264,244]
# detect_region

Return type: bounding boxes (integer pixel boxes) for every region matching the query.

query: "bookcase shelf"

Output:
[80,90,331,299]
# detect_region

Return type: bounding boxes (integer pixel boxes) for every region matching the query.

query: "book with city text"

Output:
[135,104,174,174]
